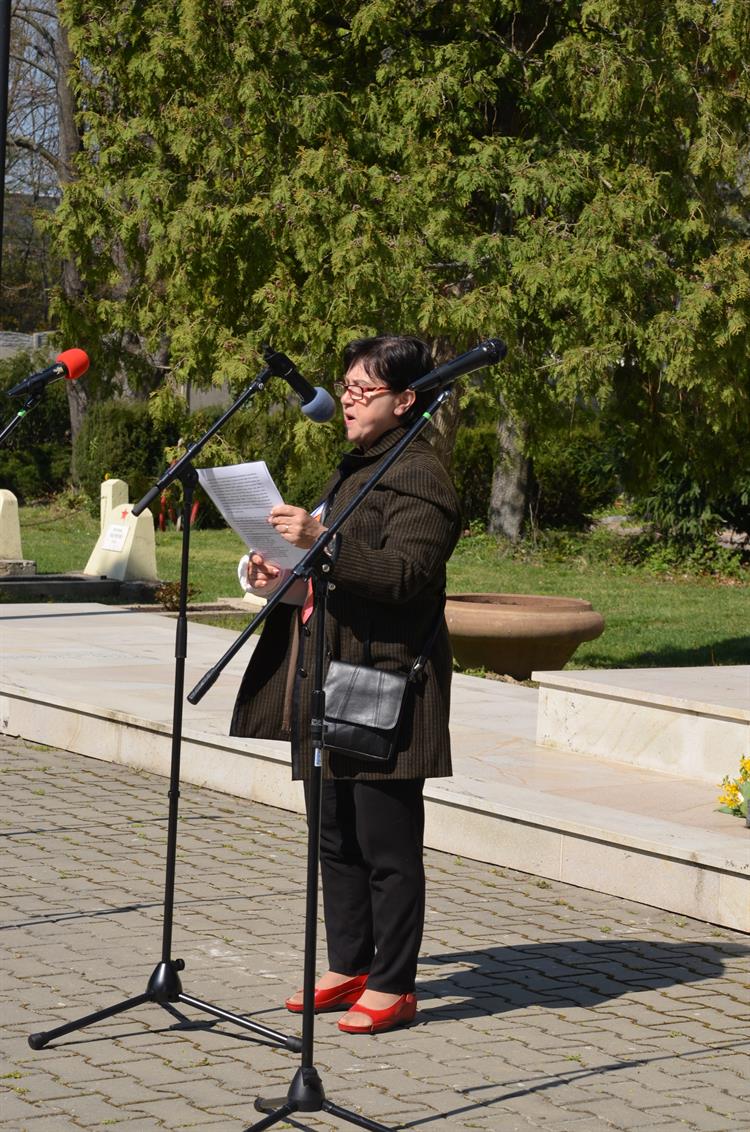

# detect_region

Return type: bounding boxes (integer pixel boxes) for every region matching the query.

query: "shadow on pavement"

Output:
[418,938,750,1015]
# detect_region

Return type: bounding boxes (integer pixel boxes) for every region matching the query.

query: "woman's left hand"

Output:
[268,505,326,549]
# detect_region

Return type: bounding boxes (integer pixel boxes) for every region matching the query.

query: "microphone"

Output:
[261,344,336,423]
[6,348,90,397]
[409,338,507,392]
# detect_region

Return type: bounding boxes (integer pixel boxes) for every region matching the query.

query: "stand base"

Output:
[251,1064,393,1127]
[249,1066,393,1131]
[28,959,300,1053]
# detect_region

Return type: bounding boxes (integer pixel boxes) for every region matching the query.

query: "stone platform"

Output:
[0,571,161,602]
[1,602,748,932]
[536,666,750,783]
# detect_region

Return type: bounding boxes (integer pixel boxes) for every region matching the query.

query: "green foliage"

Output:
[145,386,339,528]
[618,535,748,581]
[223,403,339,508]
[0,351,72,502]
[528,423,620,529]
[154,580,200,610]
[453,417,620,531]
[452,425,496,527]
[501,521,749,582]
[0,198,59,333]
[50,0,750,511]
[73,398,178,511]
[630,457,750,545]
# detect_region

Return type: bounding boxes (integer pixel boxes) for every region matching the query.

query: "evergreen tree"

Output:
[53,1,750,512]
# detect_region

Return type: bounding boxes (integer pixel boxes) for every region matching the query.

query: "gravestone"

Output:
[84,480,158,582]
[0,489,35,577]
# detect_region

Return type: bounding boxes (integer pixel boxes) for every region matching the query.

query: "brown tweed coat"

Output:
[230,427,462,781]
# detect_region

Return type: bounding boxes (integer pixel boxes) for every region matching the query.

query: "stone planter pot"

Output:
[445,592,605,680]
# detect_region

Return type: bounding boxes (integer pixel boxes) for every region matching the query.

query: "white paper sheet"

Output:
[197,461,305,569]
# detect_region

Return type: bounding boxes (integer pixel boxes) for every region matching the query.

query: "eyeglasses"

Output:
[333,382,392,403]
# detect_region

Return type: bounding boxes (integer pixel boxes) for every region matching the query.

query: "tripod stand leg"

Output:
[248,1101,296,1131]
[28,992,151,1050]
[322,1100,394,1131]
[178,992,301,1051]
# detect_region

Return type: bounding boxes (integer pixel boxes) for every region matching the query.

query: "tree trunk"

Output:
[488,411,530,540]
[427,392,461,470]
[55,16,87,463]
[425,336,461,470]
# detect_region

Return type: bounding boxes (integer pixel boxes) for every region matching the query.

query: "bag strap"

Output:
[361,597,445,674]
[408,592,446,683]
[362,594,446,678]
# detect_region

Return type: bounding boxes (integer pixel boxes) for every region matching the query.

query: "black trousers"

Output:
[308,778,426,995]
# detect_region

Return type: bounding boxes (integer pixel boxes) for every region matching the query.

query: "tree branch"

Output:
[13,9,56,52]
[10,50,57,83]
[9,134,64,178]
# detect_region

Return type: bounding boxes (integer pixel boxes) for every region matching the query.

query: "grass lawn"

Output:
[450,535,750,670]
[16,501,750,671]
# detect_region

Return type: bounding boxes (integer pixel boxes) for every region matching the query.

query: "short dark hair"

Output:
[342,335,435,421]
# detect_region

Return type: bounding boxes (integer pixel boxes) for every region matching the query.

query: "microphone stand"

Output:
[187,380,460,1132]
[28,362,301,1056]
[0,389,45,449]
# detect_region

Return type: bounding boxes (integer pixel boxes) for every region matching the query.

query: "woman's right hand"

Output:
[238,552,281,592]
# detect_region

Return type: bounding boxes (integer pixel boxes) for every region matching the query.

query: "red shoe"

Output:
[337,992,417,1034]
[285,973,367,1014]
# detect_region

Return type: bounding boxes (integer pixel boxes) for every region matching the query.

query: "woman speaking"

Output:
[231,335,461,1035]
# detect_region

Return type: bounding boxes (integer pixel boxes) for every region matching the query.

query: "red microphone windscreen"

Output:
[56,348,90,381]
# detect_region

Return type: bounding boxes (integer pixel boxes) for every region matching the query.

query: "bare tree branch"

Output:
[13,10,55,50]
[9,134,65,179]
[10,50,57,83]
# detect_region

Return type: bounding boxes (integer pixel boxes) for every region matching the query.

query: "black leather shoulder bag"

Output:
[323,597,446,764]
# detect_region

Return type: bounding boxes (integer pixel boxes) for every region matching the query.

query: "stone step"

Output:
[1,603,748,933]
[534,666,750,784]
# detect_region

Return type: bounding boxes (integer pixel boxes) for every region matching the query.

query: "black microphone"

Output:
[409,338,507,392]
[6,348,90,397]
[261,344,336,423]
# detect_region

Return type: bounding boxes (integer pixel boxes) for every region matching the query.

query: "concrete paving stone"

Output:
[643,1125,749,1132]
[392,1100,486,1128]
[589,1018,683,1042]
[471,1088,583,1125]
[165,1076,263,1110]
[24,1091,136,1126]
[4,736,750,1132]
[60,1034,168,1066]
[650,1104,749,1131]
[656,1086,746,1122]
[682,1003,750,1026]
[308,1049,396,1079]
[569,1097,679,1129]
[682,1067,750,1093]
[107,1095,215,1126]
[82,1073,172,1106]
[77,1056,199,1089]
[162,1122,225,1131]
[0,1090,65,1125]
[0,1070,94,1106]
[595,1076,694,1108]
[191,1065,288,1095]
[10,1120,87,1132]
[658,1056,746,1083]
[10,1052,98,1081]
[616,1060,706,1091]
[657,1019,747,1044]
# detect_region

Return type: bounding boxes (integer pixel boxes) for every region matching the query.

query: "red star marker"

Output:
[121,509,129,519]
